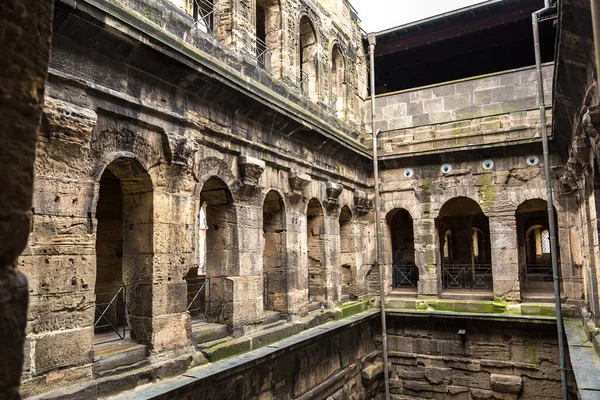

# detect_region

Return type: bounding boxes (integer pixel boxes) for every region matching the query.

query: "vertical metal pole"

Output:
[532,11,568,400]
[368,33,390,400]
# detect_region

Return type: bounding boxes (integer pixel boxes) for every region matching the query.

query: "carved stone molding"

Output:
[163,133,198,167]
[239,155,265,187]
[324,182,343,211]
[354,189,372,214]
[287,171,311,203]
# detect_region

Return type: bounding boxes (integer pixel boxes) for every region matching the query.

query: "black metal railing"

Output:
[442,264,493,290]
[299,71,309,94]
[392,262,419,288]
[255,37,271,70]
[186,276,210,321]
[263,272,270,310]
[523,264,553,290]
[192,0,216,35]
[94,285,127,340]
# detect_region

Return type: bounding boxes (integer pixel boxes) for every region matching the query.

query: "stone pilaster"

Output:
[414,218,439,296]
[489,212,521,302]
[285,209,308,317]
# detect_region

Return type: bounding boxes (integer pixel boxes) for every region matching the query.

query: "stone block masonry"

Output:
[369,63,554,157]
[386,313,575,399]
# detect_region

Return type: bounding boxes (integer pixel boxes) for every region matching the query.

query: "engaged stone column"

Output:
[324,214,342,305]
[286,209,308,317]
[232,203,264,331]
[0,1,54,398]
[489,211,521,301]
[414,218,439,296]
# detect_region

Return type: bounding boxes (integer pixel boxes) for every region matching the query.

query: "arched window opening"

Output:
[255,0,280,73]
[516,200,558,295]
[331,45,345,116]
[387,209,418,292]
[436,197,492,293]
[194,177,238,325]
[299,16,318,101]
[262,191,287,313]
[307,199,326,306]
[192,0,215,35]
[94,158,153,345]
[339,206,355,300]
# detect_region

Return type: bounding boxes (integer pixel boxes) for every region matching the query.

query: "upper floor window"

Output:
[255,0,281,75]
[331,44,345,115]
[193,0,215,35]
[298,16,319,101]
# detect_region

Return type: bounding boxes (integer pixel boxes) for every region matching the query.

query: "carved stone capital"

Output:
[239,155,265,187]
[163,133,198,167]
[354,189,373,214]
[324,182,343,211]
[287,171,311,204]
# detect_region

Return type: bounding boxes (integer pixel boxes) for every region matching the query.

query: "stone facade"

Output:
[3,0,598,398]
[386,313,574,399]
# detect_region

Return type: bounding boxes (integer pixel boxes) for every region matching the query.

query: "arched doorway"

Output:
[298,16,318,101]
[262,190,287,313]
[339,206,355,300]
[516,199,558,297]
[307,198,326,305]
[386,209,418,294]
[196,176,238,324]
[94,157,153,344]
[436,197,492,295]
[331,44,345,116]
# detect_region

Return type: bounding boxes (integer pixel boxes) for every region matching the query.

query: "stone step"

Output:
[262,319,286,331]
[263,310,282,325]
[192,322,229,345]
[439,291,494,301]
[197,336,233,350]
[93,340,147,375]
[308,302,323,312]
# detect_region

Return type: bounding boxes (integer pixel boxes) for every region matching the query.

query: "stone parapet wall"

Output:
[368,64,554,156]
[387,313,574,399]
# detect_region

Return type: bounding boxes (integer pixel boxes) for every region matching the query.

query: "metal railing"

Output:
[186,276,210,321]
[330,92,338,110]
[255,37,271,71]
[299,70,309,94]
[442,264,493,290]
[392,262,419,288]
[263,272,270,310]
[525,264,553,282]
[192,0,216,36]
[94,285,127,340]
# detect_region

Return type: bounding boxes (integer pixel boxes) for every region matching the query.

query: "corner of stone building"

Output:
[0,0,55,398]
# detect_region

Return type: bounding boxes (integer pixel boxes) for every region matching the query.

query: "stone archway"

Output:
[299,16,319,101]
[199,176,238,324]
[436,197,492,294]
[307,198,326,304]
[95,157,154,345]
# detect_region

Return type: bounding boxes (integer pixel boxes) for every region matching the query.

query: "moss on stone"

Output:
[339,300,368,318]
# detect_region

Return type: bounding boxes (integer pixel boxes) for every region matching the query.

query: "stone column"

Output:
[150,189,196,352]
[414,218,439,296]
[232,203,264,332]
[489,211,521,302]
[324,213,342,305]
[0,1,54,398]
[285,208,308,317]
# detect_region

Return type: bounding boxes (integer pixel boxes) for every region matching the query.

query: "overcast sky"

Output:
[350,0,489,33]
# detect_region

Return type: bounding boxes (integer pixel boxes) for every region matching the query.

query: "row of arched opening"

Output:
[388,197,557,296]
[93,157,356,343]
[192,0,347,113]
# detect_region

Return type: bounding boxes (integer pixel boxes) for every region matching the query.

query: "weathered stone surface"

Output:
[490,374,522,394]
